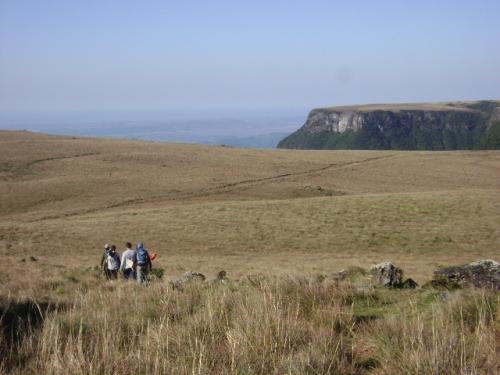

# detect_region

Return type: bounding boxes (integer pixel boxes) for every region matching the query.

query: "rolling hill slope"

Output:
[0,130,499,296]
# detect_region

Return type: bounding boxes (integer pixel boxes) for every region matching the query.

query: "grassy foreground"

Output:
[1,272,498,374]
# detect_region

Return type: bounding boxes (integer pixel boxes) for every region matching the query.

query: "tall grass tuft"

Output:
[0,277,498,374]
[370,290,499,374]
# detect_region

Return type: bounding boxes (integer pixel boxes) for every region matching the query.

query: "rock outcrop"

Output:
[371,262,404,287]
[370,262,418,288]
[430,259,500,290]
[278,100,500,150]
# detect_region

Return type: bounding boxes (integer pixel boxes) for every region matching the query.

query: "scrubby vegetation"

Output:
[1,273,498,374]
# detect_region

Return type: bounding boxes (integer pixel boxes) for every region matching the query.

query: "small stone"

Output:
[331,270,346,282]
[173,271,206,289]
[401,278,418,289]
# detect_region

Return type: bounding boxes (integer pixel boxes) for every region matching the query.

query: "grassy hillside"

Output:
[1,130,500,291]
[0,131,499,374]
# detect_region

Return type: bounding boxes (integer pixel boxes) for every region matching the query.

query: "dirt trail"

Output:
[30,154,396,222]
[215,154,395,190]
[25,152,100,169]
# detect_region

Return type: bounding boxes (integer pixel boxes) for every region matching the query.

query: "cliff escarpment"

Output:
[278,100,500,150]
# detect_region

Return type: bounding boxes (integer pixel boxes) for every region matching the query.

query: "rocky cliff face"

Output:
[278,100,500,150]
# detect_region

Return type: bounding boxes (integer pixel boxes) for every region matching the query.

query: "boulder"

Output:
[431,259,500,290]
[214,270,228,283]
[370,262,404,287]
[173,271,206,289]
[370,262,418,288]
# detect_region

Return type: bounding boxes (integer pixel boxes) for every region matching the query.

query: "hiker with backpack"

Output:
[106,245,121,280]
[136,242,152,284]
[100,244,111,279]
[120,242,137,280]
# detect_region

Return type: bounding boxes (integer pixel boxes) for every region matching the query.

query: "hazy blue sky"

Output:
[1,0,500,112]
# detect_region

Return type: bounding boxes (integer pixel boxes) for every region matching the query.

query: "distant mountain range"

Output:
[278,100,500,150]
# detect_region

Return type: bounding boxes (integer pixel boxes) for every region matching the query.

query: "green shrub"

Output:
[150,268,164,279]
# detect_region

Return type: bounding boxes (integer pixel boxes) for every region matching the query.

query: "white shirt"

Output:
[107,251,120,270]
[121,248,136,271]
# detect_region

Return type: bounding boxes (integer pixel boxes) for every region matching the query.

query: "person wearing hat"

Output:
[100,244,111,280]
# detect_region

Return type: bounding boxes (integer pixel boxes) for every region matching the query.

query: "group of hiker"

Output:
[100,242,157,283]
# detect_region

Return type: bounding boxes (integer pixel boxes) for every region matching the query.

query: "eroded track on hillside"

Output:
[30,154,396,222]
[1,152,101,181]
[25,152,100,169]
[197,154,396,194]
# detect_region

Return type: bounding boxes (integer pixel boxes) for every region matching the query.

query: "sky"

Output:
[1,0,500,114]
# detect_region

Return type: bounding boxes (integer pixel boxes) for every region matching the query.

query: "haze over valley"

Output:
[0,109,305,148]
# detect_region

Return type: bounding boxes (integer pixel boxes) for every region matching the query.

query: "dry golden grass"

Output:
[2,189,499,299]
[0,130,499,373]
[1,275,498,374]
[2,130,499,220]
[1,130,499,293]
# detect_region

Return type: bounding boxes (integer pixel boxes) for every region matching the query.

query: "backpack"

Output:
[136,246,149,265]
[107,251,120,270]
